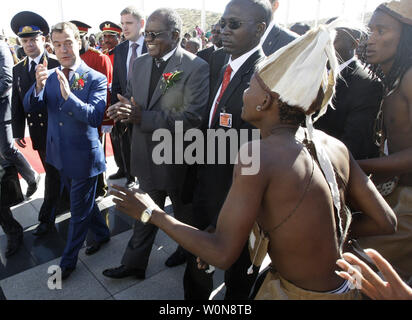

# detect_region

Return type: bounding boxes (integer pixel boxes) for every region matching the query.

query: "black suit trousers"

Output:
[110,122,133,176]
[121,188,192,271]
[0,207,23,236]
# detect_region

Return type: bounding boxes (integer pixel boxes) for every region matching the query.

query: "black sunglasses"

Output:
[143,30,170,40]
[219,19,254,30]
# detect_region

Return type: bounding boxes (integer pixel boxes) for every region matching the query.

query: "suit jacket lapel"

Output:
[148,47,183,110]
[211,50,263,128]
[121,41,129,80]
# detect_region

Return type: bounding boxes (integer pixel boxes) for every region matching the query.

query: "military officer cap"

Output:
[99,21,122,36]
[11,11,49,38]
[70,20,91,36]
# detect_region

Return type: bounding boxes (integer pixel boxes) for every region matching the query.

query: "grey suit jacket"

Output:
[126,47,209,192]
[0,41,13,122]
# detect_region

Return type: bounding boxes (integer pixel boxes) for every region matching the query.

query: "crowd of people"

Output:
[0,0,412,300]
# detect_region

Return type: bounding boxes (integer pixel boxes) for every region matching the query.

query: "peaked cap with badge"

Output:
[99,21,122,36]
[11,11,49,38]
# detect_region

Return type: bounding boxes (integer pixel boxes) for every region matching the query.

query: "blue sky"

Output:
[2,0,384,36]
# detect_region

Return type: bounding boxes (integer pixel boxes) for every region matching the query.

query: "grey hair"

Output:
[149,8,182,34]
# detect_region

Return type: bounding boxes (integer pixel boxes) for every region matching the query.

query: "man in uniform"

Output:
[10,11,62,236]
[100,21,122,66]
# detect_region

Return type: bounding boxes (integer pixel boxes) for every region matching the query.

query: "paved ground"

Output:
[0,156,229,300]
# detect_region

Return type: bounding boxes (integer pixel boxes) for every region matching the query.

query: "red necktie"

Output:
[62,68,71,82]
[210,64,233,125]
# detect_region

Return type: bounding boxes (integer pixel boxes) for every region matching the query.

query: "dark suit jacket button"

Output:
[68,112,73,116]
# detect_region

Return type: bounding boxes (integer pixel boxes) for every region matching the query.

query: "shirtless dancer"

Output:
[110,21,396,299]
[355,0,412,282]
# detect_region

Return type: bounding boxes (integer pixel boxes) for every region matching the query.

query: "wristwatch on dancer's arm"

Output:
[141,206,156,224]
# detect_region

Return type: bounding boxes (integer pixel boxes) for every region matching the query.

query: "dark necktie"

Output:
[29,61,37,81]
[62,68,71,82]
[128,43,139,80]
[155,58,164,68]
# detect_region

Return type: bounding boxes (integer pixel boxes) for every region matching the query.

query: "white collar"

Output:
[158,47,177,62]
[228,45,260,75]
[60,58,82,72]
[28,53,43,66]
[129,35,144,49]
[338,56,357,73]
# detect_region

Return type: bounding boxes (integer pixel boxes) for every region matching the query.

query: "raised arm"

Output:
[111,142,266,270]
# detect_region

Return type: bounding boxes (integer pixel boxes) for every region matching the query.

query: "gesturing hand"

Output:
[106,94,142,124]
[107,94,132,123]
[110,185,160,221]
[35,59,48,94]
[56,69,71,101]
[336,249,412,300]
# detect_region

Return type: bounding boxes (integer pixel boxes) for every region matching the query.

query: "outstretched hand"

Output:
[110,185,160,221]
[336,249,412,300]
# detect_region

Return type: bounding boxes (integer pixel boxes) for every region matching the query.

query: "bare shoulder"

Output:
[313,129,351,177]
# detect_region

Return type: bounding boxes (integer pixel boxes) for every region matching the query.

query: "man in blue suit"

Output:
[24,21,110,280]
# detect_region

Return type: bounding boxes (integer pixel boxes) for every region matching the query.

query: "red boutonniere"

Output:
[161,70,183,94]
[71,72,88,91]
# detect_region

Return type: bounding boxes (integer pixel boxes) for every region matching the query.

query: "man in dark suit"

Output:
[315,27,382,160]
[183,0,273,300]
[261,0,297,56]
[104,8,209,280]
[197,24,223,65]
[10,12,62,236]
[109,6,146,189]
[24,22,110,280]
[0,40,25,258]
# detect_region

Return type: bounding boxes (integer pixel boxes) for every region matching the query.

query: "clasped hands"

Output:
[35,59,71,100]
[107,94,142,124]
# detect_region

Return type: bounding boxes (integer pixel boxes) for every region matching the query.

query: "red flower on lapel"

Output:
[71,72,88,91]
[161,70,183,94]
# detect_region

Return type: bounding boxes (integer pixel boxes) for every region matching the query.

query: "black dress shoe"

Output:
[32,222,53,237]
[5,233,23,258]
[165,249,187,267]
[61,267,76,280]
[85,238,110,255]
[102,265,145,279]
[109,171,126,180]
[26,175,40,198]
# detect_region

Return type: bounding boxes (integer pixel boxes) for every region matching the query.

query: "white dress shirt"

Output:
[208,45,261,128]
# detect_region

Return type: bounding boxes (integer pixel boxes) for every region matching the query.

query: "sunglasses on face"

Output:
[143,30,170,40]
[219,19,254,30]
